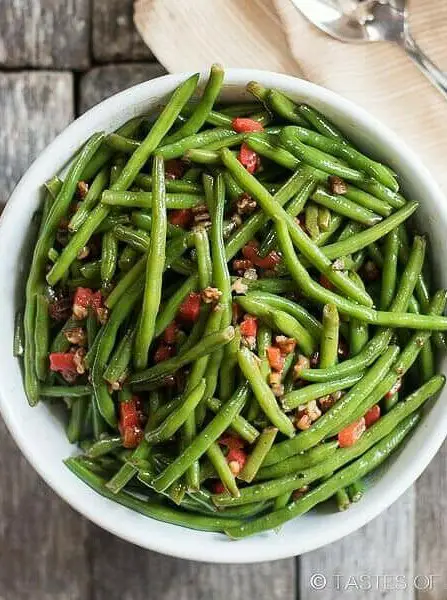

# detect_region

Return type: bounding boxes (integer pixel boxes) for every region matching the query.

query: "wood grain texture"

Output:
[93,0,153,62]
[0,71,90,600]
[415,441,447,598]
[79,63,166,113]
[0,0,90,69]
[299,491,415,600]
[0,71,74,208]
[86,526,296,600]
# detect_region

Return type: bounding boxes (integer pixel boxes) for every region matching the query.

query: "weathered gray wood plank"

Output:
[0,71,74,208]
[93,0,153,62]
[299,490,415,600]
[0,0,90,69]
[415,441,447,598]
[86,526,296,600]
[79,63,166,113]
[0,71,91,600]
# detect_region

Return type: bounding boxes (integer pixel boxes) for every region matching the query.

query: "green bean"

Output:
[298,104,346,142]
[151,383,249,492]
[87,435,122,458]
[95,214,130,234]
[282,126,398,190]
[219,327,241,402]
[235,295,315,356]
[305,203,320,239]
[144,380,206,444]
[255,442,339,481]
[101,190,202,210]
[66,457,243,532]
[205,396,259,444]
[105,256,146,309]
[259,170,317,256]
[380,228,400,310]
[105,133,139,154]
[335,488,351,511]
[264,346,399,467]
[221,148,373,307]
[245,133,301,171]
[184,148,225,165]
[206,441,240,497]
[69,167,109,232]
[238,346,295,438]
[238,428,278,483]
[130,326,235,388]
[281,373,363,411]
[135,173,202,194]
[203,132,247,151]
[231,277,297,294]
[24,132,105,404]
[103,325,135,384]
[164,64,224,144]
[225,412,421,535]
[41,385,92,398]
[67,396,89,443]
[92,279,144,428]
[80,260,101,280]
[317,206,331,231]
[273,492,292,511]
[320,304,339,369]
[320,202,418,260]
[347,479,365,502]
[34,294,50,381]
[159,128,237,159]
[100,231,118,285]
[134,156,167,370]
[265,89,308,125]
[13,312,24,357]
[348,272,369,356]
[118,245,138,272]
[194,229,212,289]
[131,211,185,238]
[312,187,382,227]
[344,184,393,216]
[154,274,199,338]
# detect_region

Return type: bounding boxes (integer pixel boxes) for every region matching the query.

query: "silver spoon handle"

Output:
[400,32,447,99]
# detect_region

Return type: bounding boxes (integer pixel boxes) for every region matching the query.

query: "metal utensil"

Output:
[289,0,447,98]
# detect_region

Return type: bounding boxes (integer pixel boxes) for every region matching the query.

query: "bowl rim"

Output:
[1,68,446,563]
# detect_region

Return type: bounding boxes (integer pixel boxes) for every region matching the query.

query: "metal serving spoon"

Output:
[289,0,447,98]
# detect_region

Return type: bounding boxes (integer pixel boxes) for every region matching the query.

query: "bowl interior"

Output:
[0,69,446,563]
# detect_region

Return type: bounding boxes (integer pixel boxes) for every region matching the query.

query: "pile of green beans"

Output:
[17,65,446,538]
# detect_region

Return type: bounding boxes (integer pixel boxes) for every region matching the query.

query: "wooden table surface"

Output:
[0,2,446,598]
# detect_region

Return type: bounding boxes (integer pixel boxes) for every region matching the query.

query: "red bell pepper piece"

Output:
[238,143,261,174]
[218,434,245,450]
[338,417,366,448]
[153,342,176,363]
[232,117,264,133]
[364,404,381,428]
[227,447,247,475]
[240,315,258,338]
[163,322,178,345]
[119,398,145,448]
[211,481,226,494]
[319,275,334,290]
[385,378,402,399]
[178,292,201,323]
[168,209,193,228]
[49,352,77,373]
[267,346,285,372]
[242,242,281,270]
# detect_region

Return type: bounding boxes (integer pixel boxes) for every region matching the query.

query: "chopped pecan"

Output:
[192,204,211,228]
[243,267,258,281]
[231,278,248,295]
[96,307,109,325]
[72,347,87,375]
[295,412,312,430]
[236,193,257,216]
[292,485,309,500]
[275,335,296,355]
[271,382,285,398]
[64,327,87,346]
[77,181,89,199]
[201,286,222,304]
[232,258,252,274]
[328,175,347,195]
[49,295,72,322]
[293,354,311,380]
[362,260,381,282]
[77,246,90,260]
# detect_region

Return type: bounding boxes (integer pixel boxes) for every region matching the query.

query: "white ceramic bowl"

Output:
[0,69,446,563]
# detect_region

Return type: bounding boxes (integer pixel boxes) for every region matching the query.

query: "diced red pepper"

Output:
[163,322,178,345]
[364,404,381,428]
[319,275,334,290]
[267,346,285,372]
[232,117,264,133]
[73,287,94,309]
[212,481,226,494]
[240,315,258,338]
[385,378,402,399]
[154,342,176,363]
[238,143,261,175]
[168,209,193,228]
[178,292,201,323]
[90,290,103,311]
[227,447,247,475]
[164,159,186,180]
[49,352,77,373]
[338,417,366,448]
[242,242,281,270]
[232,301,242,324]
[119,397,145,448]
[218,434,245,450]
